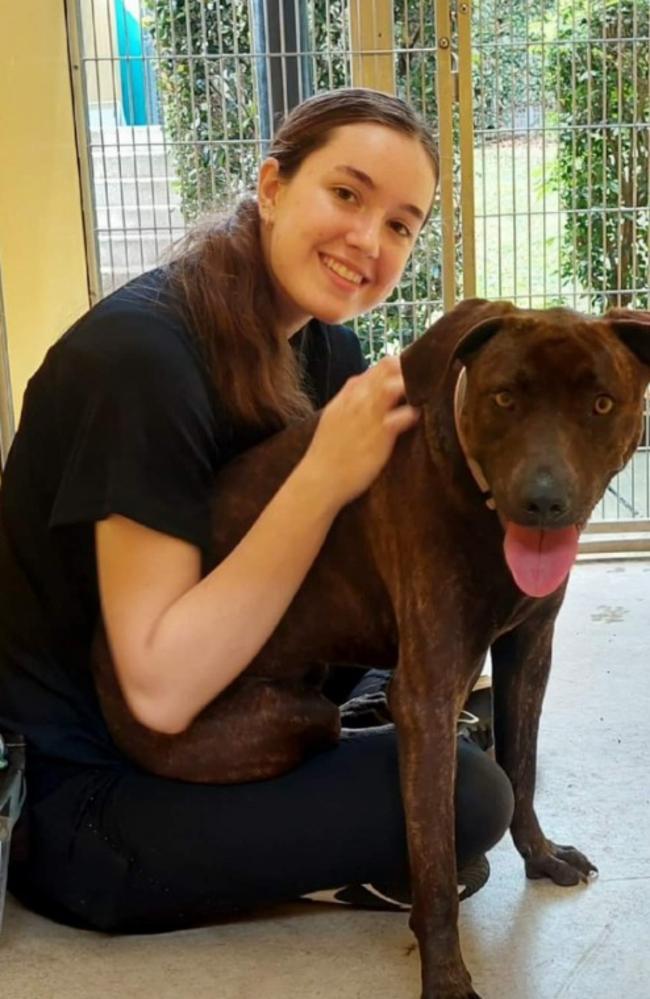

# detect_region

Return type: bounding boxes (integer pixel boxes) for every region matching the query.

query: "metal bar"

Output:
[585,0,594,307]
[198,0,217,206]
[230,3,252,200]
[79,34,650,62]
[147,0,177,246]
[104,0,130,281]
[434,0,456,310]
[601,15,608,307]
[261,0,312,129]
[350,0,396,94]
[511,0,519,302]
[616,2,623,307]
[133,1,169,264]
[476,0,488,299]
[250,0,273,147]
[456,0,476,299]
[89,1,116,294]
[524,0,532,307]
[182,0,204,215]
[631,0,639,307]
[214,0,234,197]
[564,0,574,307]
[126,1,144,272]
[65,0,101,303]
[323,0,334,88]
[493,15,503,297]
[540,16,548,304]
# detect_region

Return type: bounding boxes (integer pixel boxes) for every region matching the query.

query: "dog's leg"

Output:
[491,605,597,886]
[390,630,481,999]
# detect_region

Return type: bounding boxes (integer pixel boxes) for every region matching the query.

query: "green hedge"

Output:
[545,0,649,309]
[143,0,258,220]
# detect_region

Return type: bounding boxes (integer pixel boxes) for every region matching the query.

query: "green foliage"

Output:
[545,0,649,309]
[310,0,347,90]
[471,0,553,133]
[143,0,259,220]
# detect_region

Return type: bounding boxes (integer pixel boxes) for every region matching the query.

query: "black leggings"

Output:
[9,723,514,933]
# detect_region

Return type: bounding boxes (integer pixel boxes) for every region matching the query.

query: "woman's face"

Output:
[258,122,437,336]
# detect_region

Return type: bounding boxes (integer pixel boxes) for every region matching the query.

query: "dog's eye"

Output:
[594,395,614,415]
[494,391,514,409]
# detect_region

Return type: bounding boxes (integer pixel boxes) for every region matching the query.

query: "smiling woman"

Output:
[258,123,436,335]
[0,88,513,934]
[167,87,439,430]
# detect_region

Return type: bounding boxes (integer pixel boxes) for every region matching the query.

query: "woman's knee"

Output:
[455,737,514,863]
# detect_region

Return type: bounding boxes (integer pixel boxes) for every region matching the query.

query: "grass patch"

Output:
[473,136,589,309]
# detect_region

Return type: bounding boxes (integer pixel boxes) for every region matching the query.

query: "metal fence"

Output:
[67,0,650,532]
[469,0,650,531]
[67,0,444,351]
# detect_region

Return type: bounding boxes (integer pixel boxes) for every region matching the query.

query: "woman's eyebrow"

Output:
[333,164,425,223]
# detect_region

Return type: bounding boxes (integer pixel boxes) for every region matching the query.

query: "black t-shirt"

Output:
[0,268,365,765]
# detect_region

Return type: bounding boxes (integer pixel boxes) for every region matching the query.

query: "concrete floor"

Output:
[2,559,649,999]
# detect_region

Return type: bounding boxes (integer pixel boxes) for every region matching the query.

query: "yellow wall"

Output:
[0,1,90,419]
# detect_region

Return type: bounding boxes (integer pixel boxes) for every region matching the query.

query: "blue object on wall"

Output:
[114,0,160,125]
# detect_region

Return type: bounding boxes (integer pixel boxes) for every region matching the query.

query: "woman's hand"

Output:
[303,357,419,508]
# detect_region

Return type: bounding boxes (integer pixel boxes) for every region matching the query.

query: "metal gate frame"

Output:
[66,0,103,307]
[430,0,649,555]
[64,0,650,556]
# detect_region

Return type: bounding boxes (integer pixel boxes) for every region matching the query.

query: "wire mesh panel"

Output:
[472,0,649,311]
[70,0,649,527]
[471,0,650,522]
[70,0,444,360]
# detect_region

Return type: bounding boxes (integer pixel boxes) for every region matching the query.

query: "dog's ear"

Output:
[606,309,650,367]
[452,310,516,365]
[402,299,516,405]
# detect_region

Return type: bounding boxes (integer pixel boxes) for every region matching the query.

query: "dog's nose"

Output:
[520,472,569,524]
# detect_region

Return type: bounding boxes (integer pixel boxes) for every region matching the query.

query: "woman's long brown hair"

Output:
[166,88,438,434]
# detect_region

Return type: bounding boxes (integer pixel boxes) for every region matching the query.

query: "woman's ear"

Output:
[257,157,282,224]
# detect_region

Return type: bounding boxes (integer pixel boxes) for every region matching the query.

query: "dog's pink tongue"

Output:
[504,524,580,597]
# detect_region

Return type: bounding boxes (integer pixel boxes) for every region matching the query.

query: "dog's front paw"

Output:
[421,966,483,999]
[423,989,482,999]
[525,840,598,886]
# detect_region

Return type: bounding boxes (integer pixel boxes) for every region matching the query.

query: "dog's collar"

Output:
[453,368,497,511]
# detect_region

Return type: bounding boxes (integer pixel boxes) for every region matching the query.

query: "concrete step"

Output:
[93,176,180,208]
[97,231,182,269]
[579,530,650,557]
[95,204,186,229]
[90,125,167,146]
[99,267,142,295]
[579,548,650,562]
[91,145,177,180]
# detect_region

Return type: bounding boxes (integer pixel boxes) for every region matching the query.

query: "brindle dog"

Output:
[93,299,650,999]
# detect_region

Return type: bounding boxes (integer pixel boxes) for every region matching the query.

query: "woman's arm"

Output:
[96,357,418,735]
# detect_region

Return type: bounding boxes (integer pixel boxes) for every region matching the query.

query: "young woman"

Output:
[0,88,513,931]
